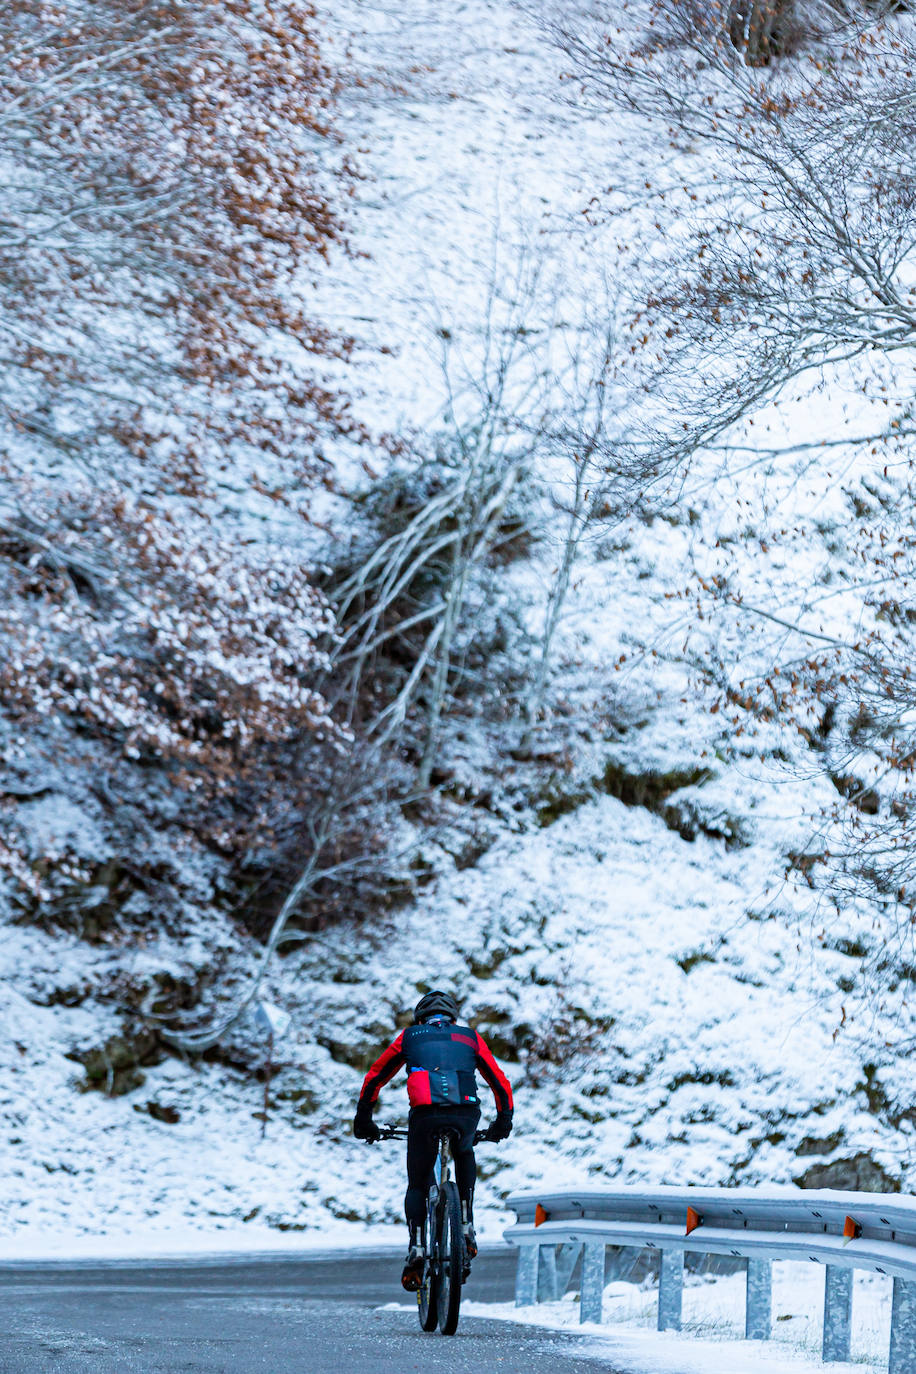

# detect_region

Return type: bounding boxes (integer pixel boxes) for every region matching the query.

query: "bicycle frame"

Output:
[432,1132,452,1192]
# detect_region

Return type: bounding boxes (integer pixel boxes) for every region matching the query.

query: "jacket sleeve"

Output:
[358,1030,406,1107]
[474,1031,513,1113]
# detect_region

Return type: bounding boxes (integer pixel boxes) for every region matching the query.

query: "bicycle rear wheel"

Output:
[436,1180,464,1335]
[417,1206,439,1331]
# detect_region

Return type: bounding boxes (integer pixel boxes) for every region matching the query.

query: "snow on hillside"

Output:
[312,0,629,436]
[3,0,913,1253]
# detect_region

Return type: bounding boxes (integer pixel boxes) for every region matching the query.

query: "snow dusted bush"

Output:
[0,0,356,483]
[326,435,533,774]
[0,0,366,912]
[0,480,339,767]
[0,474,355,911]
[691,465,916,1008]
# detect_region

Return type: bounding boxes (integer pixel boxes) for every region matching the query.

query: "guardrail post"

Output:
[889,1277,916,1374]
[746,1259,772,1341]
[822,1265,853,1362]
[515,1242,538,1307]
[658,1248,684,1332]
[538,1244,559,1302]
[580,1241,605,1324]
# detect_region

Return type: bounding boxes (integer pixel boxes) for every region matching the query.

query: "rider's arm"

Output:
[358,1030,406,1109]
[473,1031,513,1114]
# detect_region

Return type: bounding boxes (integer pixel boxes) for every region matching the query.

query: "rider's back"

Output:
[402,1021,481,1108]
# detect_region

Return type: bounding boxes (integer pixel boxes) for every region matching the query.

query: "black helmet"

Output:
[414,989,459,1024]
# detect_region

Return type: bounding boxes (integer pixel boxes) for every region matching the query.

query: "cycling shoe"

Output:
[401,1245,425,1292]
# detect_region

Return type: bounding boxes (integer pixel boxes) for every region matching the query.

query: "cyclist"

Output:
[353,989,513,1291]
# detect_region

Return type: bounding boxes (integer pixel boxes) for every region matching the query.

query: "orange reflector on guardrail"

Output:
[535,1204,548,1227]
[843,1216,862,1245]
[686,1206,703,1237]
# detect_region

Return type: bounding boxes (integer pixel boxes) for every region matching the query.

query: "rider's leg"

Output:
[402,1110,438,1290]
[453,1142,476,1219]
[404,1110,438,1231]
[450,1104,480,1210]
[451,1106,481,1258]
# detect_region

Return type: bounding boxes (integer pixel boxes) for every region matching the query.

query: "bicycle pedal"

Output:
[401,1247,425,1292]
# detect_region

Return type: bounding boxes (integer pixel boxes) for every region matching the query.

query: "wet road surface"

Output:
[0,1248,626,1372]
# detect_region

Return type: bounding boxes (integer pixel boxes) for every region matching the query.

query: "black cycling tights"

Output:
[405,1104,481,1231]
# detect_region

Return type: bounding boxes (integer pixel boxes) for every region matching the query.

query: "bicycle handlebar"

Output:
[369,1123,496,1144]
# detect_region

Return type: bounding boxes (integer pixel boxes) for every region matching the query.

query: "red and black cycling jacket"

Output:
[359,1021,513,1113]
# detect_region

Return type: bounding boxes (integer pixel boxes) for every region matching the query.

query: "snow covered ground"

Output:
[3,0,914,1257]
[465,1260,889,1373]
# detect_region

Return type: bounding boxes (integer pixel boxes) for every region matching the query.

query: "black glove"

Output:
[353,1107,380,1142]
[485,1111,513,1143]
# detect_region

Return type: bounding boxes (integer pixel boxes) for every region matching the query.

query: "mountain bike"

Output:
[377,1122,487,1336]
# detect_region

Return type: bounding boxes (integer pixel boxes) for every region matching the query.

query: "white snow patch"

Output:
[463,1261,888,1373]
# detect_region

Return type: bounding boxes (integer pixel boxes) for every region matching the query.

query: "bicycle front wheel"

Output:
[436,1180,464,1335]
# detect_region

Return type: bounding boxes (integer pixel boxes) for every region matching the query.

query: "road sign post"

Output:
[254,1001,291,1139]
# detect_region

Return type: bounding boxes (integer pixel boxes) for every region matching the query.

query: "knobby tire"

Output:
[436,1180,464,1335]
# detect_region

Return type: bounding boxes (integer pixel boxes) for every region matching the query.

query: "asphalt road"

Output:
[0,1248,625,1373]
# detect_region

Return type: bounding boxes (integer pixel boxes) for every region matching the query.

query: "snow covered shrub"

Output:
[0,0,356,485]
[0,479,339,768]
[693,466,916,992]
[0,472,355,919]
[0,1,371,920]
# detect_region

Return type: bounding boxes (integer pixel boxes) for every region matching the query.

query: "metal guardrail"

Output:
[503,1186,916,1371]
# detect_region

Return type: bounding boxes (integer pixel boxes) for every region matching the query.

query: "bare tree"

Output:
[326,245,555,787]
[551,0,916,463]
[326,238,679,784]
[522,297,665,732]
